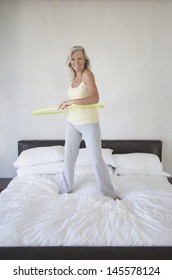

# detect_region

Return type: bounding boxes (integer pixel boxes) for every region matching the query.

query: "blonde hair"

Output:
[66,46,91,77]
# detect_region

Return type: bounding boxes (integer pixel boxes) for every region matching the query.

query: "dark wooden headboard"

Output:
[18,139,162,160]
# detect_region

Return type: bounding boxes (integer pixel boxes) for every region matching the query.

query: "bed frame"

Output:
[1,139,172,260]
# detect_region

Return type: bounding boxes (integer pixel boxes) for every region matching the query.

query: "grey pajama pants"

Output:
[60,121,116,199]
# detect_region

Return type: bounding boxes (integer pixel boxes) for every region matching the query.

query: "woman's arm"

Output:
[75,69,99,105]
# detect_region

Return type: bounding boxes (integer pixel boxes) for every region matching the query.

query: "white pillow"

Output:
[113,153,171,176]
[17,163,113,177]
[114,167,170,176]
[76,148,116,167]
[16,162,63,177]
[13,146,64,168]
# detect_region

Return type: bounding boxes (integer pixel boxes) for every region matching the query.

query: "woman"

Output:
[59,46,116,199]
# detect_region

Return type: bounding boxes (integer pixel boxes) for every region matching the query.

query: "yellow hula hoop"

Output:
[32,104,105,115]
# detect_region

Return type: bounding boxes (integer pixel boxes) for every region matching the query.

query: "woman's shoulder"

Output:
[82,69,95,83]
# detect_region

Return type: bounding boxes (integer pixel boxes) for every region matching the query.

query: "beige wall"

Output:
[0,0,172,176]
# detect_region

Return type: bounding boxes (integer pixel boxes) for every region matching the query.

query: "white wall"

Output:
[0,0,172,177]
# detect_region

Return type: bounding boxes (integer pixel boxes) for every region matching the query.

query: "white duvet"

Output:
[0,173,172,246]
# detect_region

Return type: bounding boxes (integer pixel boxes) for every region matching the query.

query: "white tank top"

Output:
[67,81,99,125]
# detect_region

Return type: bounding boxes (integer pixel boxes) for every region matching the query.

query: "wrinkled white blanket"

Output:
[0,174,172,246]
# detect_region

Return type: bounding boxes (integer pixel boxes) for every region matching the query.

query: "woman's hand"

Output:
[58,100,73,110]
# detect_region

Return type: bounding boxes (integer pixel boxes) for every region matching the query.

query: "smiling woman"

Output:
[59,46,99,109]
[58,46,117,199]
[71,51,85,73]
[67,46,91,78]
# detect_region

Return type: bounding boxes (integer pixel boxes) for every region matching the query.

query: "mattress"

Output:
[0,173,172,247]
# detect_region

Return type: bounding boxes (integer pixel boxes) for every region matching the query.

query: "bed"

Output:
[0,139,172,260]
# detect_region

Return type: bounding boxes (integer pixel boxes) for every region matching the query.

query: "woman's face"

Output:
[70,50,86,73]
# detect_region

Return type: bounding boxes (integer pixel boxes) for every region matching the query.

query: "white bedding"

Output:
[0,173,172,246]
